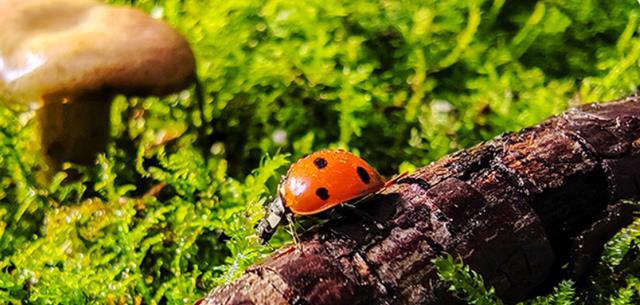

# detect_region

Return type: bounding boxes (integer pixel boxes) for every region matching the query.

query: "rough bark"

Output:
[203,96,640,305]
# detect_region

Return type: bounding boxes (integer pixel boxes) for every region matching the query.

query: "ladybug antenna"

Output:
[256,196,286,244]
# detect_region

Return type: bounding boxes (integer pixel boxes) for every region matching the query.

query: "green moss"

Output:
[1,0,640,303]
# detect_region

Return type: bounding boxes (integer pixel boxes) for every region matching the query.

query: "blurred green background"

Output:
[1,0,640,304]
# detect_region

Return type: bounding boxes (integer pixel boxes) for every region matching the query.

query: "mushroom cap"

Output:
[0,0,195,104]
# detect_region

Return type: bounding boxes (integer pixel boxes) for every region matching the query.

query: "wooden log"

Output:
[202,96,640,305]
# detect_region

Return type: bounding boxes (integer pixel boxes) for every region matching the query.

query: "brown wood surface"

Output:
[202,96,640,305]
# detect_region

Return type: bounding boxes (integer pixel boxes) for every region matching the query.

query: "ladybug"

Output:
[256,149,385,243]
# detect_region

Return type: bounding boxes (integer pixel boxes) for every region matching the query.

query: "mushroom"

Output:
[0,0,195,168]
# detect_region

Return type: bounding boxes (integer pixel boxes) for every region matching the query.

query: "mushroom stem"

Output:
[37,92,113,168]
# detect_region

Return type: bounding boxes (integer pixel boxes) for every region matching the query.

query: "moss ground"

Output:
[1,0,640,304]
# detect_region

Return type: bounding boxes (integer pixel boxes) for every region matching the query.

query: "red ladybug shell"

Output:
[280,149,384,215]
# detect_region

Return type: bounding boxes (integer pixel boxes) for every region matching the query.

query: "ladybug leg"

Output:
[285,213,303,251]
[384,171,409,187]
[255,196,286,244]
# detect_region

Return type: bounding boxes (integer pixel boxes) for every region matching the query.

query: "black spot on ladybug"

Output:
[313,157,328,169]
[316,187,330,200]
[357,166,371,184]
